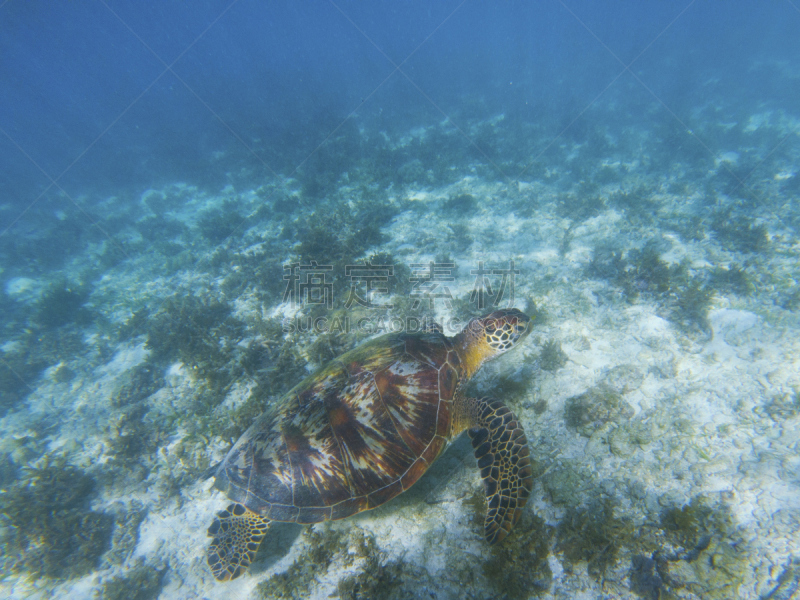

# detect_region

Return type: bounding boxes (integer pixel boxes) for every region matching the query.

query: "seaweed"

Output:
[482,511,553,598]
[540,464,588,506]
[0,349,44,414]
[448,222,474,251]
[33,280,93,328]
[145,295,245,397]
[118,308,151,340]
[709,264,754,296]
[564,383,634,437]
[135,215,186,242]
[556,497,634,580]
[112,363,164,407]
[1,325,87,414]
[538,339,568,372]
[442,193,478,213]
[259,526,407,600]
[608,187,659,226]
[98,562,165,600]
[291,202,397,308]
[586,243,713,333]
[0,456,113,579]
[106,402,160,464]
[197,200,246,244]
[104,501,147,566]
[710,209,769,253]
[779,287,800,311]
[670,279,713,334]
[758,390,800,421]
[555,190,605,222]
[649,496,750,599]
[492,365,538,405]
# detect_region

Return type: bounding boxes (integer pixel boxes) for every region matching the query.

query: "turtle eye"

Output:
[486,326,496,335]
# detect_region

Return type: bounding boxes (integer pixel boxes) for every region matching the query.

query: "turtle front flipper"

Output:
[207,503,271,581]
[466,397,533,544]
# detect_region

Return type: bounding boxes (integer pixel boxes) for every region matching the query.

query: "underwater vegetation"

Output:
[556,497,634,581]
[0,286,94,414]
[98,561,165,600]
[33,280,93,328]
[608,186,660,226]
[538,339,569,372]
[442,192,479,214]
[294,199,397,266]
[480,511,553,599]
[0,456,112,579]
[710,208,769,253]
[112,363,165,408]
[135,214,187,244]
[258,526,422,600]
[0,342,46,415]
[197,199,247,244]
[587,242,714,333]
[708,264,754,296]
[555,188,606,222]
[564,383,635,437]
[628,496,750,600]
[143,295,245,396]
[757,390,800,421]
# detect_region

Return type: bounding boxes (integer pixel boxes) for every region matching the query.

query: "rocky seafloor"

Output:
[1,86,800,600]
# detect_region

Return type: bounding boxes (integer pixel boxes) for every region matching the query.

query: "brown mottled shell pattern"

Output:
[214,331,462,524]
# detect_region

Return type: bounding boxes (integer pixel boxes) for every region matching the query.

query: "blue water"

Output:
[3,1,796,212]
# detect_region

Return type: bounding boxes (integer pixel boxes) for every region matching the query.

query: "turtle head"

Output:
[454,308,531,377]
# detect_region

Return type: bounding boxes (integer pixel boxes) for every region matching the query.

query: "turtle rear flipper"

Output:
[207,503,271,581]
[467,397,533,544]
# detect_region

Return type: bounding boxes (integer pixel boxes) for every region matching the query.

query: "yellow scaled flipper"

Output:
[207,503,271,581]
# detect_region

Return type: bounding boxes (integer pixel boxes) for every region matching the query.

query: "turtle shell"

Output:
[213,330,463,524]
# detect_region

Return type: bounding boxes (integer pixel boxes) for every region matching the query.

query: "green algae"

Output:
[481,512,554,598]
[34,280,93,328]
[104,501,146,566]
[98,561,165,600]
[587,242,714,333]
[671,279,713,334]
[112,363,164,407]
[564,383,634,437]
[540,464,589,506]
[649,496,750,599]
[758,390,800,421]
[710,209,769,253]
[197,199,246,243]
[442,193,478,213]
[259,526,403,600]
[538,338,568,372]
[709,264,754,296]
[0,456,113,579]
[557,497,634,580]
[145,295,245,397]
[608,186,659,226]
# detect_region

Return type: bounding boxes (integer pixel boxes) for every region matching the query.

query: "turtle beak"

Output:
[510,313,531,344]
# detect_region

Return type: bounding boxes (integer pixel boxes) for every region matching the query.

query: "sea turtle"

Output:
[206,308,534,581]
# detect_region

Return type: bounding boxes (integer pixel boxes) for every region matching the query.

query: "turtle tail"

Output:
[207,503,271,581]
[467,397,533,544]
